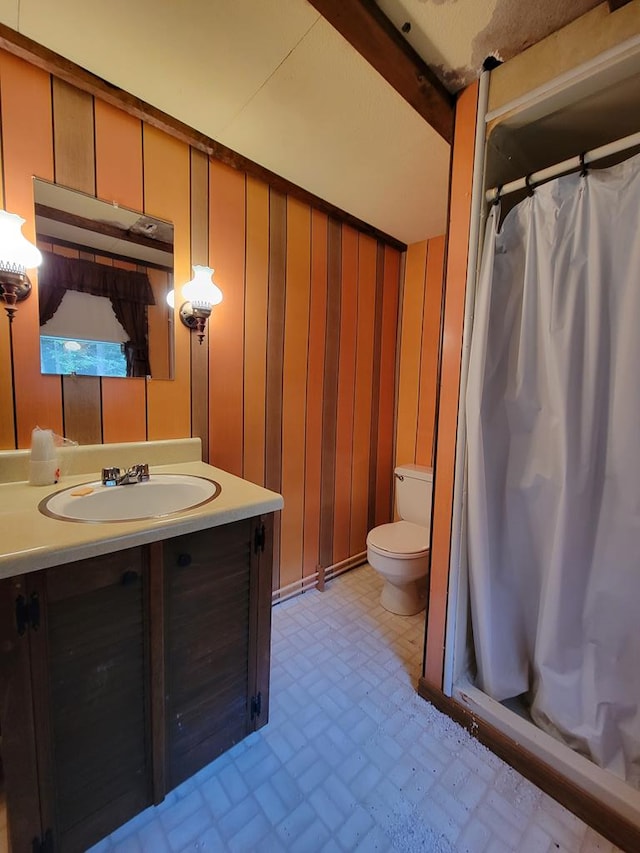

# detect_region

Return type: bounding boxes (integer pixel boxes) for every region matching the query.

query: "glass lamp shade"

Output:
[181,265,223,311]
[0,210,42,274]
[166,289,175,309]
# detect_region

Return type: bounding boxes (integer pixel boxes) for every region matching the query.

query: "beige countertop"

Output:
[0,441,283,579]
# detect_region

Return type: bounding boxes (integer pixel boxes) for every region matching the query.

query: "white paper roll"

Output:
[30,428,56,462]
[29,458,58,486]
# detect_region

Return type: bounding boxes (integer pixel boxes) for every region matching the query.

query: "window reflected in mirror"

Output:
[34,179,174,380]
[41,334,128,378]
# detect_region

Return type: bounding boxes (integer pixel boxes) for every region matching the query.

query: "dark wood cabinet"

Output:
[0,514,273,852]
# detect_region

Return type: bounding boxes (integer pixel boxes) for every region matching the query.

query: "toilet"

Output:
[366,464,433,615]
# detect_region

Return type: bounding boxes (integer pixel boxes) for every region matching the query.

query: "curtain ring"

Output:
[492,185,502,207]
[525,173,535,197]
[579,151,588,177]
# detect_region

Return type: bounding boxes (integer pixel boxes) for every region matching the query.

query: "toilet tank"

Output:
[395,464,433,527]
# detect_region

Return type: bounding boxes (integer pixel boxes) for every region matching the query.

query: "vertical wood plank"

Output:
[52,75,102,445]
[425,82,478,686]
[280,198,311,588]
[244,177,269,486]
[416,235,445,467]
[208,161,245,475]
[144,126,191,441]
[368,243,385,531]
[101,380,147,443]
[375,246,401,526]
[0,314,13,447]
[190,148,209,460]
[332,225,358,565]
[319,219,341,569]
[0,127,14,447]
[350,234,377,554]
[303,210,328,577]
[147,268,171,380]
[62,376,103,445]
[95,101,144,208]
[95,99,147,443]
[396,240,428,467]
[52,78,95,194]
[265,190,286,590]
[0,54,61,447]
[189,149,209,264]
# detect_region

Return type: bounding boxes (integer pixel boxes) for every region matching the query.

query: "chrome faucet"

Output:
[102,463,150,486]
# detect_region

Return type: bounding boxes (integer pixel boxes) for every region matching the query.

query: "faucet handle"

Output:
[136,463,150,481]
[102,467,121,486]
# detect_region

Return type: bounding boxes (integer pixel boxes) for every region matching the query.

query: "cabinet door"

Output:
[0,576,43,852]
[28,548,153,853]
[164,519,255,790]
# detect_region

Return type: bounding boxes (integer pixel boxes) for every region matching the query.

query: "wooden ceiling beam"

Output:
[35,204,174,254]
[307,0,454,144]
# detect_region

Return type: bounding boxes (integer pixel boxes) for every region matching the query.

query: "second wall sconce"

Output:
[166,265,223,344]
[0,209,43,323]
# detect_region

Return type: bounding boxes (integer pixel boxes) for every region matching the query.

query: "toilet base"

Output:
[380,577,426,616]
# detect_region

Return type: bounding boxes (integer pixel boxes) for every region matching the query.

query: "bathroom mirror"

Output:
[34,178,174,379]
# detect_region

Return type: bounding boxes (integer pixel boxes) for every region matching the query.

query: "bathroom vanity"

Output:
[0,439,282,853]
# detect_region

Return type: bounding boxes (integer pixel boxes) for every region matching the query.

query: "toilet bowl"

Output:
[366,465,433,615]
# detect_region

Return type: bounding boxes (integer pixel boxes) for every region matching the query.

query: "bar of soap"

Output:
[70,486,94,497]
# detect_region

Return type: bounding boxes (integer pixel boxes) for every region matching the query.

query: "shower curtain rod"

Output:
[485,128,640,203]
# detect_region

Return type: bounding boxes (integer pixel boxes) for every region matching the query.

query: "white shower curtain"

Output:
[466,151,640,787]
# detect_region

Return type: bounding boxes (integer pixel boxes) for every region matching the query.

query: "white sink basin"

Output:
[40,474,222,523]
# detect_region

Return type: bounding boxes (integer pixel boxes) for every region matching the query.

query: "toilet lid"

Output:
[367,521,429,555]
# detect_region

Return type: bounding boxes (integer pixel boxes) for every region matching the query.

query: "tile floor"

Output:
[89,564,621,852]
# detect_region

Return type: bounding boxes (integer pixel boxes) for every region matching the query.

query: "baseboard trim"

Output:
[271,574,319,605]
[272,556,367,604]
[417,678,639,853]
[323,553,367,583]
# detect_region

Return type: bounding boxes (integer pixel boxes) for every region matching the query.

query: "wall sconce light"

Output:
[0,209,43,323]
[167,265,222,345]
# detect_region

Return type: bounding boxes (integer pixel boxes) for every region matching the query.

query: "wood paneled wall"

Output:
[0,50,405,596]
[395,236,445,471]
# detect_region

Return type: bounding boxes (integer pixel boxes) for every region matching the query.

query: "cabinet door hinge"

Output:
[250,692,262,720]
[32,828,54,852]
[254,523,266,554]
[16,592,40,635]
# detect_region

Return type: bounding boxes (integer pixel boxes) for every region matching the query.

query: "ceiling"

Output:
[34,180,174,268]
[0,0,602,245]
